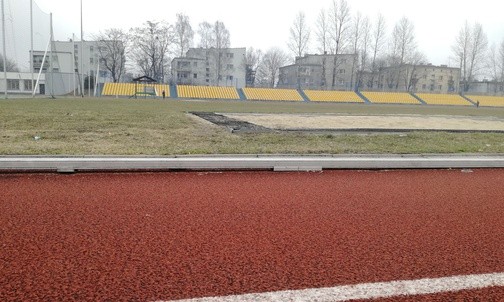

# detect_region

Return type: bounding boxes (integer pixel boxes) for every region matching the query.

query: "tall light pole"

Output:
[80,0,84,97]
[30,0,34,97]
[1,0,7,99]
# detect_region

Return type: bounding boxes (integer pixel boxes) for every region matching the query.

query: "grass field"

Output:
[1,97,503,155]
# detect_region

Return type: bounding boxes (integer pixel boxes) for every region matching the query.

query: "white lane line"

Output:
[166,272,504,302]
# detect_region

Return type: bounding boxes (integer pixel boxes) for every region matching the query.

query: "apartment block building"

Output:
[278,54,357,90]
[364,64,461,94]
[171,47,246,88]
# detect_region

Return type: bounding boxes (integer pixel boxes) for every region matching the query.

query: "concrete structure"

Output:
[465,80,504,95]
[1,155,503,173]
[171,47,246,88]
[278,54,357,90]
[363,64,460,94]
[0,72,45,95]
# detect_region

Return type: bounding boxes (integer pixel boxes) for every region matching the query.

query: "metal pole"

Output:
[80,0,84,97]
[72,33,76,96]
[30,0,34,97]
[49,13,54,98]
[1,0,7,99]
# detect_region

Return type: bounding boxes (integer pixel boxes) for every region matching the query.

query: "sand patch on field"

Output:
[224,114,504,131]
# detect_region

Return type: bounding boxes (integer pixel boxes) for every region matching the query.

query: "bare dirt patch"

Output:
[221,113,504,133]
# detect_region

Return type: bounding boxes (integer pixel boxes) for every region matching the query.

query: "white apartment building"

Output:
[171,47,246,88]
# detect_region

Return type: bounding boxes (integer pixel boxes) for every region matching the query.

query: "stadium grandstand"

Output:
[465,95,504,107]
[98,83,497,108]
[362,92,421,105]
[242,88,304,102]
[177,85,240,100]
[102,83,169,98]
[304,90,364,103]
[416,93,473,106]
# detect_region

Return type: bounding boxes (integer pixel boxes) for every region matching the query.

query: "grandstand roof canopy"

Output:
[133,76,157,83]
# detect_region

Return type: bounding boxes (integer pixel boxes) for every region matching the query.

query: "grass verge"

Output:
[1,97,503,155]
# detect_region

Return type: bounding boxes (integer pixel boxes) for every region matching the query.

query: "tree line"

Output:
[70,1,504,92]
[284,0,504,92]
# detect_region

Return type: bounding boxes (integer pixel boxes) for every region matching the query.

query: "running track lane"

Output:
[1,169,503,301]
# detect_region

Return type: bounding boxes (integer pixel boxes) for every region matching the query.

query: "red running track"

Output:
[1,169,504,301]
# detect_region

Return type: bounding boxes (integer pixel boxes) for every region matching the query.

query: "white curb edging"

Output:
[1,155,503,172]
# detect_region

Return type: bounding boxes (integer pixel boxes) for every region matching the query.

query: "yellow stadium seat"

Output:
[304,90,364,103]
[416,94,472,106]
[242,88,303,102]
[362,92,420,105]
[466,95,504,107]
[176,85,239,100]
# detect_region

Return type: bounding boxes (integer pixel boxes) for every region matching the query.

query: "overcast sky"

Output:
[10,0,504,68]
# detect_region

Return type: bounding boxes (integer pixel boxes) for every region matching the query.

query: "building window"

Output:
[7,79,20,90]
[438,85,442,90]
[339,69,345,74]
[24,80,33,91]
[178,61,190,68]
[227,64,234,70]
[206,68,210,72]
[227,53,234,58]
[206,73,210,78]
[193,62,198,67]
[227,75,234,81]
[90,57,94,64]
[206,79,210,83]
[90,46,94,52]
[193,73,198,79]
[439,76,443,80]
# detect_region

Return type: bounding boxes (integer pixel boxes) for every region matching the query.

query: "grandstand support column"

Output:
[1,0,7,99]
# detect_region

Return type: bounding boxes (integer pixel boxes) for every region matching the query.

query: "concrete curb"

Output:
[1,155,503,173]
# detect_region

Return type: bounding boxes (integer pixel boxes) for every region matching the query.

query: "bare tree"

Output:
[389,17,417,90]
[0,54,19,72]
[174,13,194,57]
[256,47,289,88]
[369,14,386,89]
[129,21,174,82]
[357,16,371,90]
[212,21,231,86]
[315,9,330,88]
[94,28,127,83]
[288,12,310,89]
[315,9,330,54]
[452,21,488,92]
[349,12,362,89]
[245,47,262,87]
[197,21,214,49]
[288,12,311,59]
[467,23,488,90]
[487,40,504,94]
[329,0,351,89]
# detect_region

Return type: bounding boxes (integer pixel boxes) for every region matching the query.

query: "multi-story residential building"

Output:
[278,53,357,90]
[30,40,114,95]
[363,64,460,94]
[171,47,246,88]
